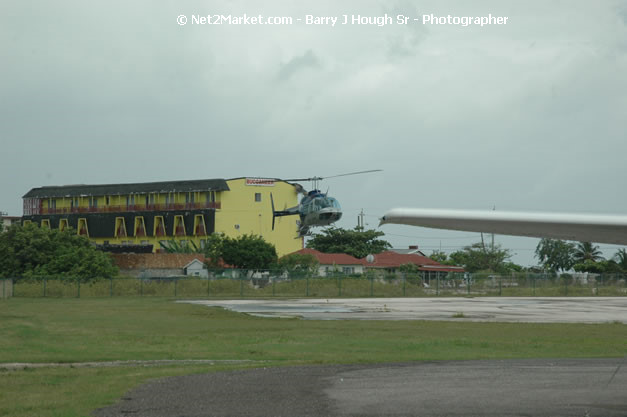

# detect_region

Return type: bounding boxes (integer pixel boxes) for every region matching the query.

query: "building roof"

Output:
[390,248,427,256]
[291,248,363,265]
[23,179,230,198]
[362,251,465,272]
[183,259,206,269]
[110,253,207,270]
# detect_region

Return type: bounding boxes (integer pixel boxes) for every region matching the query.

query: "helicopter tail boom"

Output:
[270,193,299,231]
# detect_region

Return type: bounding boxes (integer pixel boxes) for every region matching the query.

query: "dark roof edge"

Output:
[23,179,230,198]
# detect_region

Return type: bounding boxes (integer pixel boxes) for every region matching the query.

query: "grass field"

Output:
[1,297,626,417]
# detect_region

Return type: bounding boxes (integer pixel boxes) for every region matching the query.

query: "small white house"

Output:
[287,248,365,277]
[184,259,208,278]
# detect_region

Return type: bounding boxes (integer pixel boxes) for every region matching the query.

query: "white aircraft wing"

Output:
[379,208,627,245]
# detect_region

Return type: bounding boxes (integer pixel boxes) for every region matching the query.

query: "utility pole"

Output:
[357,209,365,231]
[491,205,495,251]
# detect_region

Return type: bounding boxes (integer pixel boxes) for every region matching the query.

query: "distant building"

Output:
[184,259,208,278]
[110,253,207,278]
[0,215,21,231]
[389,245,426,256]
[290,248,365,276]
[21,177,302,256]
[362,251,464,275]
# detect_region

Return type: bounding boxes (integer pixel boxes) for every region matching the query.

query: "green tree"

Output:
[0,216,4,232]
[159,239,202,254]
[203,233,226,268]
[221,234,278,270]
[535,238,575,273]
[429,250,448,263]
[613,248,627,272]
[399,263,421,275]
[447,243,513,273]
[0,223,117,279]
[573,260,621,274]
[277,253,319,276]
[573,242,604,264]
[307,227,391,259]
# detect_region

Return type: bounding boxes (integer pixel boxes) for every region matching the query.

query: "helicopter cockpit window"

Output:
[320,197,340,209]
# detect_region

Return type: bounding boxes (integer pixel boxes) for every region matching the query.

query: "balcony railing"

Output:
[39,202,221,215]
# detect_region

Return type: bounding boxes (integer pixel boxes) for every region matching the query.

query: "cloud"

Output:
[277,49,321,81]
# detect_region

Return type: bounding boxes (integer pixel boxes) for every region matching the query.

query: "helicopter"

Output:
[271,170,382,237]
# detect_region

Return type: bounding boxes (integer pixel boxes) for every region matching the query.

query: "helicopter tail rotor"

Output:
[271,193,276,231]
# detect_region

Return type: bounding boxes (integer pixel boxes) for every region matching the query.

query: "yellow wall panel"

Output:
[215,178,302,257]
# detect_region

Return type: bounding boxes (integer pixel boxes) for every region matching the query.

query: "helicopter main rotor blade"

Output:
[322,169,382,179]
[283,170,382,182]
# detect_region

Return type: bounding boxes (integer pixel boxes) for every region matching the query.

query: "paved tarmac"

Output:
[182,297,627,323]
[93,298,627,416]
[93,359,627,417]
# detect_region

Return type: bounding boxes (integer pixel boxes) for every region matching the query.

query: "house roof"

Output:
[362,251,465,272]
[390,248,426,256]
[110,253,207,270]
[23,179,230,198]
[291,248,363,265]
[183,259,206,269]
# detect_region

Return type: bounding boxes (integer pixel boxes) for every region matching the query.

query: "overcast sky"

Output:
[1,0,626,265]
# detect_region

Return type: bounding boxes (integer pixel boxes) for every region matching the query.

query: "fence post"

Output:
[239,277,243,297]
[499,276,502,296]
[110,278,113,297]
[43,278,47,297]
[306,276,309,297]
[207,277,210,297]
[533,275,536,296]
[175,278,178,297]
[77,278,81,298]
[467,276,470,295]
[370,275,374,297]
[272,278,276,297]
[338,275,342,297]
[140,279,144,297]
[402,273,406,296]
[436,272,439,296]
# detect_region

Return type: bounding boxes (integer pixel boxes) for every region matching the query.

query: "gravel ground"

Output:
[92,358,627,417]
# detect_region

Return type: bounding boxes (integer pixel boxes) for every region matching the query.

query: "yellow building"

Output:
[22,178,302,256]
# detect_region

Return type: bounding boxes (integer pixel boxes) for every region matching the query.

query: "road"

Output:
[93,359,627,417]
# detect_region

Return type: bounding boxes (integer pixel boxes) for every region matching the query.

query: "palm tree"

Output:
[613,248,627,272]
[573,242,604,263]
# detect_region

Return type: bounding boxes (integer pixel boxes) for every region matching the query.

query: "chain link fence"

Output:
[4,271,627,298]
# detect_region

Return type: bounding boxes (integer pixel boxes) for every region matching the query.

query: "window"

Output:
[342,267,355,274]
[255,193,262,202]
[106,196,110,205]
